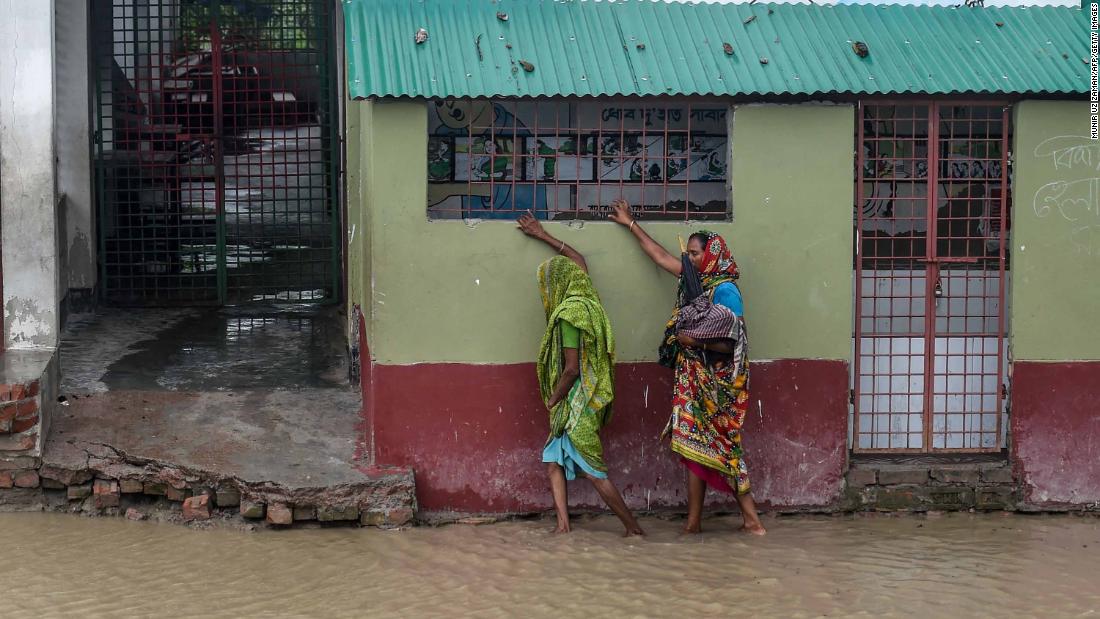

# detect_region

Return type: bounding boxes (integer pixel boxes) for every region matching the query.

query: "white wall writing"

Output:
[1032,136,1100,256]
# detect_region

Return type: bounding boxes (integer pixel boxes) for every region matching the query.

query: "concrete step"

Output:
[843,454,1015,512]
[2,307,416,528]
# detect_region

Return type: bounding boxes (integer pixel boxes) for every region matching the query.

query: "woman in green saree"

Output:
[518,213,644,536]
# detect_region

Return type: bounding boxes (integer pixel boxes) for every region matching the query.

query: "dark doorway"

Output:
[91,0,339,305]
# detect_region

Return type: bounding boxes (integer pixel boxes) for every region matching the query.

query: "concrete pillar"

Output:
[55,0,96,312]
[0,0,60,349]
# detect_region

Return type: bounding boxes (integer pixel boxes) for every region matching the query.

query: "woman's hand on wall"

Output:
[518,211,588,272]
[517,212,548,240]
[610,199,681,275]
[609,199,634,226]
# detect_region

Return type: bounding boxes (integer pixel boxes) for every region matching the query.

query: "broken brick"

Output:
[317,505,359,522]
[0,471,12,488]
[93,479,121,508]
[13,470,40,488]
[215,487,241,508]
[360,508,414,527]
[846,468,877,488]
[143,482,168,496]
[38,465,92,486]
[266,503,293,526]
[125,508,146,521]
[240,500,265,519]
[385,508,415,526]
[0,456,39,470]
[165,486,190,502]
[980,467,1014,484]
[878,469,929,485]
[360,511,386,527]
[15,399,38,418]
[931,468,980,485]
[68,483,93,500]
[182,495,212,521]
[977,487,1015,510]
[119,479,144,494]
[11,415,38,434]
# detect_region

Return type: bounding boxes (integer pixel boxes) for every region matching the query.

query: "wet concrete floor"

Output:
[52,306,368,487]
[1,511,1097,617]
[61,305,348,393]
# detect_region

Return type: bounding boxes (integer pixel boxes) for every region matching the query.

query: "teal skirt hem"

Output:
[542,434,607,481]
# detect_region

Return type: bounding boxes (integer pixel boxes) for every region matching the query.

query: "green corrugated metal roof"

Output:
[344,0,1088,99]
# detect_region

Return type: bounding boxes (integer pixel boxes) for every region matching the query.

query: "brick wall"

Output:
[843,462,1017,512]
[0,381,42,453]
[0,351,58,458]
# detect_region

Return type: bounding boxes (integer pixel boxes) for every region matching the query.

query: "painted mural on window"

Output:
[858,104,1009,262]
[426,100,729,221]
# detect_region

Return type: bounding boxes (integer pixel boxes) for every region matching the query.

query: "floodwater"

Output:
[2,512,1097,618]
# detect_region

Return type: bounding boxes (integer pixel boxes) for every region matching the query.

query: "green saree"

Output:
[536,256,616,474]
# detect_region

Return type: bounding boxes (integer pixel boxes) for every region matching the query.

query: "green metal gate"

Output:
[91,0,339,305]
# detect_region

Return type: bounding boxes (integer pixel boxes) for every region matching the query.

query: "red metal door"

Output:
[854,101,1010,452]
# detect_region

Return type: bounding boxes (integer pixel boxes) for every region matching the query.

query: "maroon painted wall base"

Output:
[1012,361,1100,508]
[369,358,849,514]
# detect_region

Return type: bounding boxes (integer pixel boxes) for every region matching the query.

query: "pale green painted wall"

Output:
[729,104,854,360]
[1011,100,1100,361]
[347,99,374,336]
[346,97,364,324]
[357,100,853,365]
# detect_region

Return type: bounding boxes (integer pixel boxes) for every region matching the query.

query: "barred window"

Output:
[427,99,730,221]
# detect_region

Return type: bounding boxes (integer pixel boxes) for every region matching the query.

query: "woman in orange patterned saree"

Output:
[610,200,766,535]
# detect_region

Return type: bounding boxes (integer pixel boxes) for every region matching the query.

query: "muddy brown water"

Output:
[2,512,1097,618]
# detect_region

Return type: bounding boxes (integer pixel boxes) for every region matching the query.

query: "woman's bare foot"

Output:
[740,521,767,536]
[734,491,766,536]
[586,476,645,539]
[553,520,571,534]
[681,522,702,534]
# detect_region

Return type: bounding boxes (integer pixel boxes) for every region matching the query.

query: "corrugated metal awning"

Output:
[344,0,1088,99]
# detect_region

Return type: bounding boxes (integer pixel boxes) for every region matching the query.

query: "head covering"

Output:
[659,231,743,368]
[536,257,616,441]
[695,231,740,284]
[538,256,596,320]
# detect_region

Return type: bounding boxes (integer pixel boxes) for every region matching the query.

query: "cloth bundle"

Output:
[675,253,739,341]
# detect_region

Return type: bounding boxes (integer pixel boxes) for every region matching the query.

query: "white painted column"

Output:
[0,0,60,349]
[55,0,95,303]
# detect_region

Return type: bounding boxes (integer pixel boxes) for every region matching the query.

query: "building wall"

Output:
[354,99,853,513]
[1009,100,1100,508]
[346,92,366,362]
[0,0,60,350]
[346,94,375,461]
